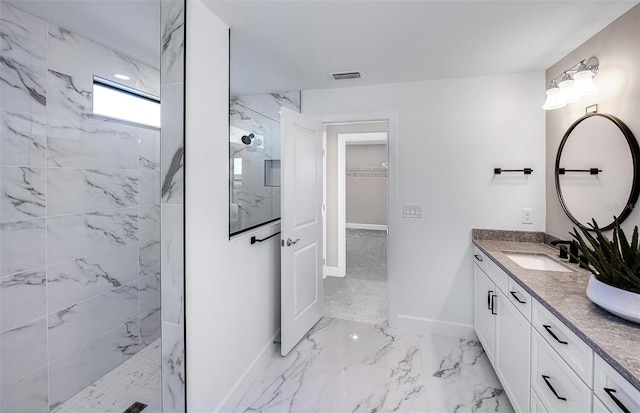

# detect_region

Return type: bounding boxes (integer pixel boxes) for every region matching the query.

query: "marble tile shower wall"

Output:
[160,0,185,411]
[229,92,300,233]
[0,3,161,412]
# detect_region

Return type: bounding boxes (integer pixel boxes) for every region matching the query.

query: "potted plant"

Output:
[571,219,640,324]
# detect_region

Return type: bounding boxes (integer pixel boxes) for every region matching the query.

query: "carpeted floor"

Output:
[323,229,388,325]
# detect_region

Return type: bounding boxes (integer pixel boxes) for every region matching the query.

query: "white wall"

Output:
[304,72,546,335]
[186,2,281,411]
[346,144,388,226]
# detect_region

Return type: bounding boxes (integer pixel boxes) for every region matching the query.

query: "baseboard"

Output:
[395,314,476,340]
[324,266,343,278]
[345,223,388,231]
[215,328,280,412]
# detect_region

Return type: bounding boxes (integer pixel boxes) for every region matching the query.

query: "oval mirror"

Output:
[555,113,640,231]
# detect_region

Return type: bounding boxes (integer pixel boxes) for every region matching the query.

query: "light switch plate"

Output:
[403,205,422,218]
[522,208,533,224]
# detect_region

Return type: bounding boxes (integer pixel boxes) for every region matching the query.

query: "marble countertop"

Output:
[472,237,640,391]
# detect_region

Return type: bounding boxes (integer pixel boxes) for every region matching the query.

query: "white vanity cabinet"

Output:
[473,243,640,413]
[473,248,531,412]
[531,329,592,412]
[495,287,531,413]
[474,263,497,363]
[593,354,640,413]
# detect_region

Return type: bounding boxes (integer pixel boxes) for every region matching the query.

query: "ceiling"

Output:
[5,0,160,69]
[7,1,638,95]
[205,0,639,96]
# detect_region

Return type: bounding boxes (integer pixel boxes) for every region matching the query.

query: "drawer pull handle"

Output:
[510,290,526,304]
[491,294,497,315]
[604,388,631,413]
[474,254,483,262]
[487,290,493,310]
[542,375,567,401]
[543,324,568,345]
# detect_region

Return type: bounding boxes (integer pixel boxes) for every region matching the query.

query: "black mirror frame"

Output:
[555,112,640,231]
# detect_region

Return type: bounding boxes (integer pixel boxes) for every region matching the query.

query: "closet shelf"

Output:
[346,167,388,177]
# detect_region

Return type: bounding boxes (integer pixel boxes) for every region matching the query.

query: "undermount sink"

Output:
[503,252,573,272]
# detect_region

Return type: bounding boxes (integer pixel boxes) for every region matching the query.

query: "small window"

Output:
[92,76,160,128]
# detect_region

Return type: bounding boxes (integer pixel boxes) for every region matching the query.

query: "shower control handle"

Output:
[286,238,301,247]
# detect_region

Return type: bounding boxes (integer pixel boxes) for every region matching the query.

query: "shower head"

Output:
[241,133,255,145]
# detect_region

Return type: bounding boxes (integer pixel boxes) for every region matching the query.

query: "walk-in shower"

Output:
[0,1,176,411]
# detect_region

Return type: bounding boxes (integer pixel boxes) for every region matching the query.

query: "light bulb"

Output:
[543,87,565,110]
[558,78,579,103]
[573,70,598,96]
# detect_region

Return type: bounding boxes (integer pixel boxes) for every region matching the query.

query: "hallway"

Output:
[234,318,513,412]
[324,229,388,325]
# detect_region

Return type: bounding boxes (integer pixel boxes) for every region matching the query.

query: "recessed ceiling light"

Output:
[114,73,131,81]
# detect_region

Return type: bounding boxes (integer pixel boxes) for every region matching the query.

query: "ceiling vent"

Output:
[331,71,362,80]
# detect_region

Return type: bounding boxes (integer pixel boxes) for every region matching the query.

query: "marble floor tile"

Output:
[330,361,426,413]
[235,353,340,413]
[419,334,502,389]
[424,377,513,413]
[235,318,515,413]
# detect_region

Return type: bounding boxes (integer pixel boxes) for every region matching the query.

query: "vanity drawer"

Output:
[473,246,486,271]
[593,354,640,413]
[507,277,532,320]
[484,255,508,294]
[532,300,593,387]
[532,330,592,412]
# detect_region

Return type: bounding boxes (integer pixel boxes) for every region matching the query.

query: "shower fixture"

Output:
[241,133,255,145]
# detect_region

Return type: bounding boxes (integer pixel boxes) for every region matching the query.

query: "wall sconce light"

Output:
[543,57,599,111]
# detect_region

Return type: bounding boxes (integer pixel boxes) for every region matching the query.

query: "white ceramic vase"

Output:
[586,275,640,324]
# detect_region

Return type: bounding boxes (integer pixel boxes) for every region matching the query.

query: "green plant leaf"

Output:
[571,219,640,294]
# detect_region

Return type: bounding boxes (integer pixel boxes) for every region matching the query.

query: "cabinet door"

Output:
[593,395,612,413]
[474,264,496,363]
[594,354,640,413]
[495,289,531,413]
[531,330,592,413]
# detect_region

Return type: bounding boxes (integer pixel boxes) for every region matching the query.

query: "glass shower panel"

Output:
[229,106,281,235]
[0,1,162,411]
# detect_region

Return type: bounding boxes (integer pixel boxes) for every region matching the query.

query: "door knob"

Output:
[286,238,300,246]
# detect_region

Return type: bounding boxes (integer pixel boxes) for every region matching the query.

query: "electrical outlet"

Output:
[403,205,422,218]
[522,208,533,224]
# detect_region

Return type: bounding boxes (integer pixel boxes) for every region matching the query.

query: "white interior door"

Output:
[280,107,324,356]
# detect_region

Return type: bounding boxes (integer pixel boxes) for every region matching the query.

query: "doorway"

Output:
[322,122,389,325]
